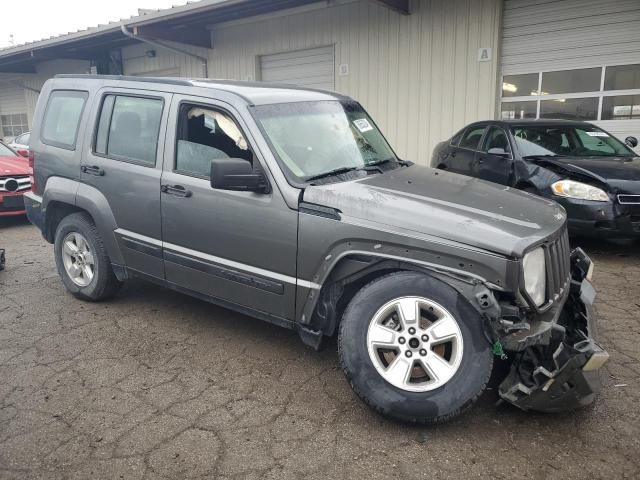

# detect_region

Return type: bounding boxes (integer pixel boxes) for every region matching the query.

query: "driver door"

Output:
[160,95,298,319]
[474,126,514,186]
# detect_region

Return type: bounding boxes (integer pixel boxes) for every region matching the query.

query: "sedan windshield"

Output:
[0,142,18,157]
[511,125,635,158]
[252,101,398,183]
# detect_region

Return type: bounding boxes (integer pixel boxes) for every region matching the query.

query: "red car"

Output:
[0,142,32,217]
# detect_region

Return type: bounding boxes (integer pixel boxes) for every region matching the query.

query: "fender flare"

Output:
[42,177,124,265]
[299,243,506,336]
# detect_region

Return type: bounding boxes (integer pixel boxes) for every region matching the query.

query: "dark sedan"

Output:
[432,119,640,238]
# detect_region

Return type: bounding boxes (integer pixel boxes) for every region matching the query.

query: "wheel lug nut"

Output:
[398,337,406,345]
[408,328,416,335]
[420,349,427,356]
[405,351,412,358]
[421,334,429,342]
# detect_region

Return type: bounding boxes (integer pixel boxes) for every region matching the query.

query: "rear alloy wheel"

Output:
[339,271,493,424]
[54,212,122,301]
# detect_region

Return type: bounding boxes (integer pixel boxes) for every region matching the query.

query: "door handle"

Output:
[81,165,105,176]
[477,157,485,164]
[161,184,192,198]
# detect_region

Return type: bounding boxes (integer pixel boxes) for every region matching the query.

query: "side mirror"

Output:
[625,136,638,148]
[17,149,28,157]
[210,158,270,193]
[488,147,511,157]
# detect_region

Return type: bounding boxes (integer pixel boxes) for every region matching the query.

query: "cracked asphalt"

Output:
[1,216,639,479]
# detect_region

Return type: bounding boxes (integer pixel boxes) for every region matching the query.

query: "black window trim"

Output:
[40,89,89,151]
[482,125,513,158]
[91,92,165,168]
[172,99,256,181]
[457,124,489,153]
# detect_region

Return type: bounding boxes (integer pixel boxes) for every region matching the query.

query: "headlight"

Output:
[551,180,609,201]
[523,247,546,307]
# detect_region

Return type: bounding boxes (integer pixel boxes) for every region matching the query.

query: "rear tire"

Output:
[54,212,122,301]
[338,271,493,424]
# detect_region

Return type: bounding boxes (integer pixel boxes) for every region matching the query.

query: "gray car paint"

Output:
[29,74,563,328]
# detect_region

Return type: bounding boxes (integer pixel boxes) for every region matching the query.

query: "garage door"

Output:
[499,0,640,152]
[260,46,335,90]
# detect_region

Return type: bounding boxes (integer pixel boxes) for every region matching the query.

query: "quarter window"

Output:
[175,104,252,178]
[94,95,163,165]
[41,90,87,149]
[459,126,485,150]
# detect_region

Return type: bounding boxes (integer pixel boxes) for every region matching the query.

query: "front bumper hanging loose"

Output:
[498,248,609,412]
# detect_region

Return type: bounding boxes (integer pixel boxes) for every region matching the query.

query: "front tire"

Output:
[54,212,122,301]
[338,271,493,424]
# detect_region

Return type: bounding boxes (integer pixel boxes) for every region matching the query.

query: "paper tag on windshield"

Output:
[586,131,609,137]
[353,118,373,133]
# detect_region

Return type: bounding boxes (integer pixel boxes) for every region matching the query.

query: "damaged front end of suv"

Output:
[497,247,608,412]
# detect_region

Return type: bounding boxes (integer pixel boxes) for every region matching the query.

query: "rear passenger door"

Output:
[81,88,171,279]
[449,125,486,175]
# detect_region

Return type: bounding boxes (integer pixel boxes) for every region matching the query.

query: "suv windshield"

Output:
[512,124,635,158]
[252,101,398,183]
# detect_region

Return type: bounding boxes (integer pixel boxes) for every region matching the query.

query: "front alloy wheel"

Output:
[367,297,464,392]
[339,271,493,424]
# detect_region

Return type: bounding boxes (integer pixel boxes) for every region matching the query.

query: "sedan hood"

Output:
[530,155,640,193]
[303,165,567,257]
[0,155,30,176]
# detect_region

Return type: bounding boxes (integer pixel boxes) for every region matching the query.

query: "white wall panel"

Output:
[207,0,502,164]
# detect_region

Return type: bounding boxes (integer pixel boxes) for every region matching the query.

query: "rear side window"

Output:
[41,90,88,149]
[94,94,163,165]
[459,126,486,150]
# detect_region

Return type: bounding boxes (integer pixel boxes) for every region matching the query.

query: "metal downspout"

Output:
[120,25,208,78]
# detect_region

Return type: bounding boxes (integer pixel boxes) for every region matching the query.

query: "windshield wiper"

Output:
[522,154,563,159]
[364,158,412,169]
[305,166,362,183]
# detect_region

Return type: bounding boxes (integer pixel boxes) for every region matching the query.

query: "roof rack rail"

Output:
[53,74,193,87]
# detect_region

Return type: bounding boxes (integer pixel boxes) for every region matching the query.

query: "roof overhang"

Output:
[0,0,321,73]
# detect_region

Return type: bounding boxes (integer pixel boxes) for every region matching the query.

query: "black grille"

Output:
[545,227,571,304]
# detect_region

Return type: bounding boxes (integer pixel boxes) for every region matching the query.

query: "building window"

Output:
[604,64,640,91]
[540,98,598,121]
[500,63,640,122]
[541,68,601,95]
[502,74,539,98]
[501,101,537,120]
[602,95,640,120]
[1,113,28,138]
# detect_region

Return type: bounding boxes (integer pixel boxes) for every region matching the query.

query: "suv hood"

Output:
[303,165,567,257]
[0,155,30,176]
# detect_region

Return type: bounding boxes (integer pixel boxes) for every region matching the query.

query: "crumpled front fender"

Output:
[498,248,609,412]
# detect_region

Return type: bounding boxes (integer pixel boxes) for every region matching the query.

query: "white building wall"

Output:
[206,0,502,164]
[121,41,210,78]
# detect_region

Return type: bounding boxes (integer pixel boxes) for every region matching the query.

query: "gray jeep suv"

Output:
[25,75,608,424]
